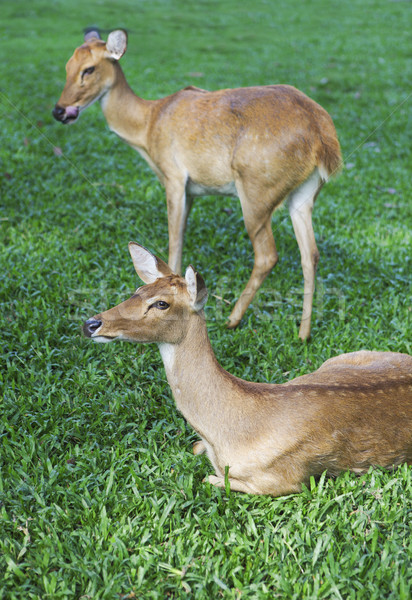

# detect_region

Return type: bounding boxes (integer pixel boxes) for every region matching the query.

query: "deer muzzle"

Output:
[83,318,103,338]
[52,104,80,124]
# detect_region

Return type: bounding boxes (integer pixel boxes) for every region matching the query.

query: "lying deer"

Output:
[54,29,342,340]
[83,243,412,497]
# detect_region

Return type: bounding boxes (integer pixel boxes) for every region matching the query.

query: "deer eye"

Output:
[151,300,170,310]
[82,66,95,76]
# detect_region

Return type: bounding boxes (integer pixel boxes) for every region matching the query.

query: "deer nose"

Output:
[83,318,102,338]
[52,104,65,121]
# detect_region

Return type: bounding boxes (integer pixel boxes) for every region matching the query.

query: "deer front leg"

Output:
[207,475,260,494]
[207,473,305,497]
[165,182,193,274]
[193,440,206,455]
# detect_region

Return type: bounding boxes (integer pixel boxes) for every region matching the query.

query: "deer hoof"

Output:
[193,441,206,455]
[226,317,240,329]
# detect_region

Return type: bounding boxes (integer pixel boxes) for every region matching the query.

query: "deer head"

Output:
[53,29,128,124]
[83,243,208,344]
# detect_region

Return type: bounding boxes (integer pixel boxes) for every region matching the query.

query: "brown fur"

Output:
[54,30,342,340]
[83,244,412,497]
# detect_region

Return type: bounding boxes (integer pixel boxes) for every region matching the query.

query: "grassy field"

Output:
[1,0,411,597]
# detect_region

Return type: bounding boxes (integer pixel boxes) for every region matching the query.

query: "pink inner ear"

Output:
[129,243,161,283]
[185,267,197,301]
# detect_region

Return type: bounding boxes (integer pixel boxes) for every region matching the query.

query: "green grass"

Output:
[1,0,411,597]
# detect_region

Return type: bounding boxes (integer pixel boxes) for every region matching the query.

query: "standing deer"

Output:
[54,29,342,340]
[83,243,412,497]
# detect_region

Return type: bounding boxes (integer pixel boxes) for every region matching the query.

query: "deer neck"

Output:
[100,65,153,150]
[158,313,236,438]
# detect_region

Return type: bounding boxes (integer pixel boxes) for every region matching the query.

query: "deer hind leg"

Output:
[227,184,278,328]
[287,169,323,340]
[166,182,193,274]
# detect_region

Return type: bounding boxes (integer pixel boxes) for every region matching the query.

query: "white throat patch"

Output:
[158,343,176,372]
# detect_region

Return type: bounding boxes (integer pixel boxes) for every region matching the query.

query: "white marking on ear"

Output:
[185,266,197,304]
[128,243,164,283]
[105,30,127,60]
[185,266,208,311]
[128,243,173,282]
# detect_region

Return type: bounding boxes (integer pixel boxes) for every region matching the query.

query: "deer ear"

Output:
[185,266,208,311]
[84,28,101,42]
[105,29,127,60]
[128,242,172,284]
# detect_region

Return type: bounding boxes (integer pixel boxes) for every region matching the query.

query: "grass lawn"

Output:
[1,0,411,597]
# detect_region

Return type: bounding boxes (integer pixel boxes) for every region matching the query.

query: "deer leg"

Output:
[207,474,303,497]
[166,183,193,274]
[193,440,206,455]
[288,170,322,340]
[207,475,260,494]
[227,188,278,328]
